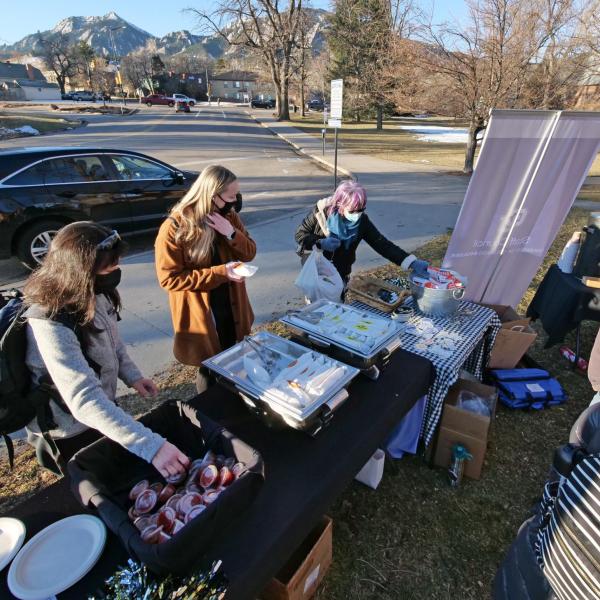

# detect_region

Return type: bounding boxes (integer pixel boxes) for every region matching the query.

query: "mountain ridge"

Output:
[0,9,328,61]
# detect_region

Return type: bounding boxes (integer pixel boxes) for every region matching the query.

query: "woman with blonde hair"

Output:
[155,165,256,392]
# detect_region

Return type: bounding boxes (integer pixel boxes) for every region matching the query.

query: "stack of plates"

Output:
[0,518,26,572]
[6,515,106,599]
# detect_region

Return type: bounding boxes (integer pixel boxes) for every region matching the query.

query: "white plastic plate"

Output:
[8,515,106,600]
[233,263,258,277]
[0,518,26,572]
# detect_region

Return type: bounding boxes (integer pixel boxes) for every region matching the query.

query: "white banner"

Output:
[443,109,600,307]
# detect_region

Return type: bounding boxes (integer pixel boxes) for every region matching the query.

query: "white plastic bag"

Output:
[294,249,344,302]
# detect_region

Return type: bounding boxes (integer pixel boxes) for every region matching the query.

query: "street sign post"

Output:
[330,79,343,189]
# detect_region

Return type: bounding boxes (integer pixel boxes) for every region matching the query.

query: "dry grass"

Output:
[1,207,596,599]
[314,208,594,600]
[0,112,80,134]
[288,113,600,177]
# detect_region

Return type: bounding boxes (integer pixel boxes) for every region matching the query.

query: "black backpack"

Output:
[0,290,81,469]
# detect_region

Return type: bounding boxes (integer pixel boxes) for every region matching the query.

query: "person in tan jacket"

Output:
[155,165,256,392]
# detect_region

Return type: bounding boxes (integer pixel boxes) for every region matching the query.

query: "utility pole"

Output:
[205,65,211,105]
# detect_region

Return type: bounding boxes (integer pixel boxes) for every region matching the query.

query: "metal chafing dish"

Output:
[202,332,360,436]
[279,299,403,376]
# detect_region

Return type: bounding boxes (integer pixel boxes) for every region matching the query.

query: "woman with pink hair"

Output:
[295,180,429,288]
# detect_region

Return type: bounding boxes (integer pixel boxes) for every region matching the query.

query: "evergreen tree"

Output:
[327,0,393,127]
[74,41,95,90]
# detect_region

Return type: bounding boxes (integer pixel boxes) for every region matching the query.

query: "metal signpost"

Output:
[329,79,343,189]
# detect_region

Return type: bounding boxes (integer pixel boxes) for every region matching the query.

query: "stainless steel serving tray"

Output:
[279,300,403,370]
[202,332,360,434]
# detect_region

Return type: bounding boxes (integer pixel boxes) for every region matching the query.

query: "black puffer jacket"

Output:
[295,197,415,280]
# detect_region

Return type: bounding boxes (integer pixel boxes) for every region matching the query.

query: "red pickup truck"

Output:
[142,94,175,107]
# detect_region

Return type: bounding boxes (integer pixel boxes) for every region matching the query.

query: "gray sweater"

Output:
[25,294,165,463]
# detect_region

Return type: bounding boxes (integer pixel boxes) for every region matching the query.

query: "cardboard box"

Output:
[433,379,498,480]
[483,304,538,369]
[261,516,333,600]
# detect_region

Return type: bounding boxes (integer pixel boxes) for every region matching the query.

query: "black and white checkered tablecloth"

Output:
[351,299,501,446]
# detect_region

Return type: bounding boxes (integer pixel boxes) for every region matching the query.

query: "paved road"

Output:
[0,105,332,282]
[0,104,467,384]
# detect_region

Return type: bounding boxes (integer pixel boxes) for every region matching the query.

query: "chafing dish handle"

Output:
[324,389,349,413]
[381,336,402,360]
[307,334,331,349]
[234,385,260,405]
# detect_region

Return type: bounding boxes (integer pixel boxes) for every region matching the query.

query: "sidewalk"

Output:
[249,110,468,256]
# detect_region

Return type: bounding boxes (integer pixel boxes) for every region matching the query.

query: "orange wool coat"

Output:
[155,212,256,366]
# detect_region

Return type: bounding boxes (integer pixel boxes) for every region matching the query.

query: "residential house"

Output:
[0,61,61,101]
[575,65,600,110]
[209,70,273,103]
[158,71,207,100]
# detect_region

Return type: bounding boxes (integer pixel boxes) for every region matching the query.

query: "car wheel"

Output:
[16,220,66,269]
[189,101,195,106]
[146,102,152,107]
[168,101,175,107]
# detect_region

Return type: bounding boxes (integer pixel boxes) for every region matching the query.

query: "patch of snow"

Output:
[397,125,483,144]
[15,126,39,135]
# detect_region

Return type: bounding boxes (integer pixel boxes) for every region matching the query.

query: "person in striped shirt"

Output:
[494,403,600,599]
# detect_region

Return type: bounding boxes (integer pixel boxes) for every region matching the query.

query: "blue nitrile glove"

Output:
[319,237,341,252]
[409,259,429,278]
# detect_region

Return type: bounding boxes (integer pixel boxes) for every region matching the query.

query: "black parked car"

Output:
[251,98,275,109]
[306,99,326,111]
[0,147,197,267]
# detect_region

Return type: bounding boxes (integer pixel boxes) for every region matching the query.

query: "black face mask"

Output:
[95,268,122,294]
[216,192,243,216]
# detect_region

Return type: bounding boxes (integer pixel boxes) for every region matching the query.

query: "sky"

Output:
[0,1,469,45]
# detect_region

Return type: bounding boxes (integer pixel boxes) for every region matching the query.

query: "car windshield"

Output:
[109,155,171,180]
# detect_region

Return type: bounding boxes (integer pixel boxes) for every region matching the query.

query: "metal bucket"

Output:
[409,280,466,317]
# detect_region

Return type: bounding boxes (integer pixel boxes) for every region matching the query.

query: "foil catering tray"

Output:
[279,299,403,371]
[202,332,360,435]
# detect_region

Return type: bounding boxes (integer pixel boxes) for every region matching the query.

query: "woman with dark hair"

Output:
[295,180,430,287]
[24,221,189,477]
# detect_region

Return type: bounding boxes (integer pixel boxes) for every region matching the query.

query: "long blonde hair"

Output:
[170,165,237,264]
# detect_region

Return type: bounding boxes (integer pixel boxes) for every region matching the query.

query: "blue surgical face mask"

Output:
[344,211,362,224]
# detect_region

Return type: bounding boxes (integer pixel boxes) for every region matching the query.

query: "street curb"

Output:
[246,111,355,180]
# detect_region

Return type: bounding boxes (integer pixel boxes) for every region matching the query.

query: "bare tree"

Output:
[38,33,78,94]
[121,50,155,96]
[415,0,550,173]
[306,49,330,104]
[568,0,600,108]
[515,0,592,110]
[187,1,307,120]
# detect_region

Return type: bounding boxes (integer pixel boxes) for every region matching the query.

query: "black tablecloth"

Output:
[527,264,600,347]
[0,349,432,600]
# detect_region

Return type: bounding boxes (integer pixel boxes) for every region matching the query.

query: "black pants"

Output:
[196,320,238,394]
[29,428,102,476]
